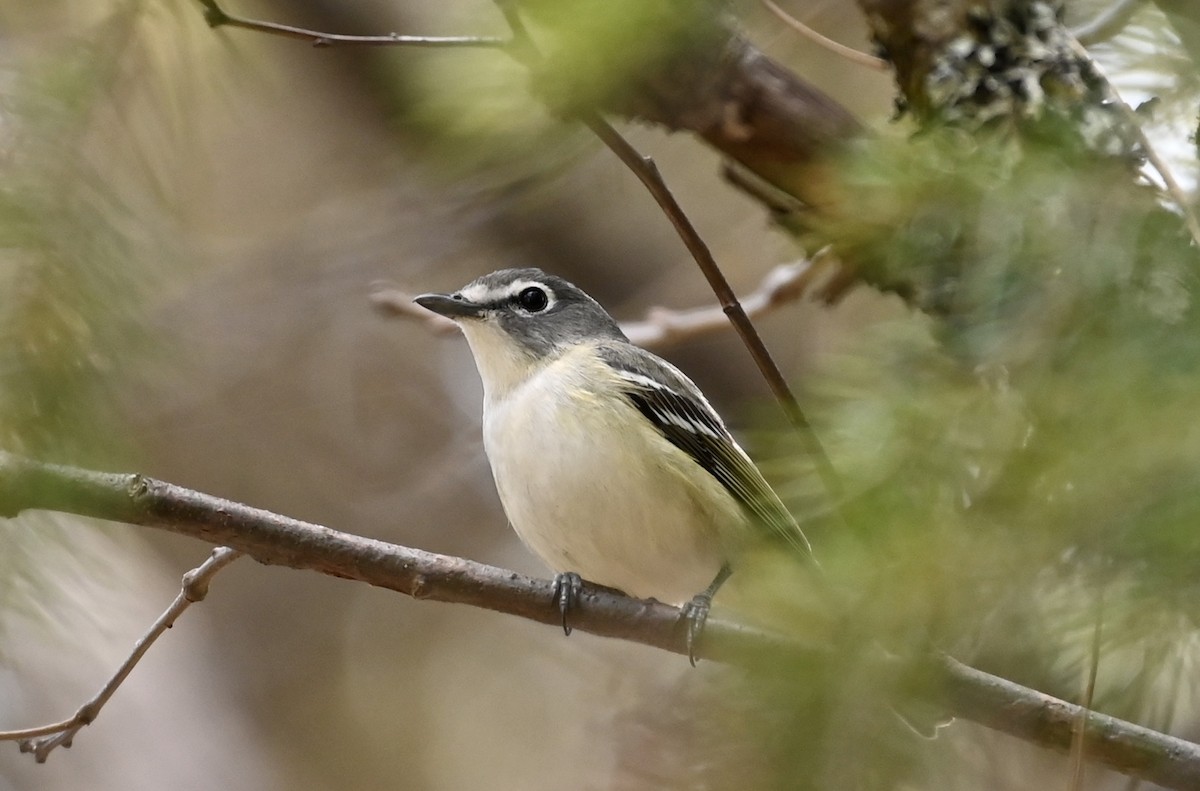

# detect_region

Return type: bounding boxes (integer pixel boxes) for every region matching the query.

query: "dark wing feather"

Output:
[598,344,813,560]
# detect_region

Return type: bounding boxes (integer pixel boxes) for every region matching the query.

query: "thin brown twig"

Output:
[0,546,242,762]
[4,454,1200,788]
[371,282,461,336]
[582,116,845,500]
[375,255,841,350]
[760,0,887,71]
[621,256,837,348]
[196,0,508,49]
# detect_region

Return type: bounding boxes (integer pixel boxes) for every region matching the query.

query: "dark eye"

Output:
[517,286,549,312]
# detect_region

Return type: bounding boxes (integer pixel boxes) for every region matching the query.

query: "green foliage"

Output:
[403,46,582,179]
[519,0,724,113]
[401,0,724,184]
[773,121,1200,745]
[0,4,164,463]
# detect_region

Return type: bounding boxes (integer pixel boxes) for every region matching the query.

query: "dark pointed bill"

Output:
[413,292,485,319]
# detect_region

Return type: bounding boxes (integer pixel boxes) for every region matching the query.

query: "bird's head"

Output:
[415,268,626,396]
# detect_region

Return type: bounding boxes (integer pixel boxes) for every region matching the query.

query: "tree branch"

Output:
[197,0,508,49]
[5,453,1200,788]
[192,0,861,223]
[935,657,1200,790]
[580,116,846,503]
[0,546,242,761]
[372,256,840,350]
[0,452,789,663]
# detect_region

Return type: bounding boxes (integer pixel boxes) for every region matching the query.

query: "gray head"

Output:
[415,269,628,395]
[415,268,627,354]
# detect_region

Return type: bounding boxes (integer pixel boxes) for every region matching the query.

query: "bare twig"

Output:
[196,0,507,49]
[1072,0,1147,45]
[0,546,242,762]
[582,116,845,501]
[620,256,837,348]
[376,256,841,350]
[760,0,888,71]
[1067,34,1200,248]
[3,454,1200,788]
[371,282,460,336]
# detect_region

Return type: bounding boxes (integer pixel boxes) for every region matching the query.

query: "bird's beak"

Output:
[413,292,485,320]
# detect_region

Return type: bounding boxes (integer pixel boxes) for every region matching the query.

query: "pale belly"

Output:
[483,368,742,604]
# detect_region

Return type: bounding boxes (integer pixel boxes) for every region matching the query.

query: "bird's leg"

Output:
[681,564,733,666]
[551,572,584,635]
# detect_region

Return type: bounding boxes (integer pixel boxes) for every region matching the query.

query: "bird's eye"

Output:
[516,286,549,312]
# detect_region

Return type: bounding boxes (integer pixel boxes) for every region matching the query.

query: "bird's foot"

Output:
[551,572,584,636]
[680,592,713,667]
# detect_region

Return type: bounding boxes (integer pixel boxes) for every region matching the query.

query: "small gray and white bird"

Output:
[415,268,815,657]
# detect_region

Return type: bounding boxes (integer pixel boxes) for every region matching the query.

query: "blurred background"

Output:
[1,1,1197,789]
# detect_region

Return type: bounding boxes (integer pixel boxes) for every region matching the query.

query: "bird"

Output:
[414,268,816,661]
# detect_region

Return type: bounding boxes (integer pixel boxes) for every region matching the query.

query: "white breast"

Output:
[480,345,743,604]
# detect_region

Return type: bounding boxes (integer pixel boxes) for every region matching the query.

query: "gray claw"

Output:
[551,572,584,636]
[681,594,712,666]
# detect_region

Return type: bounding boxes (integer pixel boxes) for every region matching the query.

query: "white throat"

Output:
[457,321,544,402]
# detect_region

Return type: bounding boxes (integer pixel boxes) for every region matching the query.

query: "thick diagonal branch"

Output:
[4,453,1200,789]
